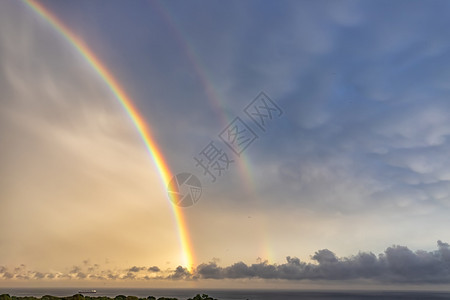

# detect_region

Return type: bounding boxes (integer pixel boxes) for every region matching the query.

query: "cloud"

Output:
[148,266,160,272]
[128,266,146,273]
[195,241,450,283]
[88,264,100,272]
[121,272,136,280]
[69,266,81,274]
[148,0,450,218]
[311,249,339,264]
[33,272,45,279]
[1,241,450,283]
[167,266,191,280]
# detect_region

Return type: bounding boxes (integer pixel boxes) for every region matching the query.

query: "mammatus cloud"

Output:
[1,241,450,283]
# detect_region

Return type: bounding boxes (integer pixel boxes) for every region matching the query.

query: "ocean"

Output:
[2,288,450,300]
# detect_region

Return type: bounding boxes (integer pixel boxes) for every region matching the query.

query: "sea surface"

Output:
[2,288,450,300]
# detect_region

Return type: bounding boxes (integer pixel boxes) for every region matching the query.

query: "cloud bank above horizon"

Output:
[1,241,450,285]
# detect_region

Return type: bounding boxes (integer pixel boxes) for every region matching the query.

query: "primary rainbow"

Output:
[23,0,195,271]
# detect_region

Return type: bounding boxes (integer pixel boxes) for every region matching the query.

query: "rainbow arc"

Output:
[23,0,194,271]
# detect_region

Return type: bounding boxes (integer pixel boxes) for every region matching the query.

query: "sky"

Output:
[2,0,450,289]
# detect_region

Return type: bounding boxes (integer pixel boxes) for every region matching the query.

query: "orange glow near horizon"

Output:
[24,0,194,272]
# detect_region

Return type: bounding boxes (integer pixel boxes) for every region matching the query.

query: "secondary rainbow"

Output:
[155,2,275,263]
[153,1,257,192]
[23,0,195,271]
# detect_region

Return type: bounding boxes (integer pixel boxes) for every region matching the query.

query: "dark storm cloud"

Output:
[166,266,191,280]
[194,241,450,283]
[1,240,450,283]
[311,249,338,264]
